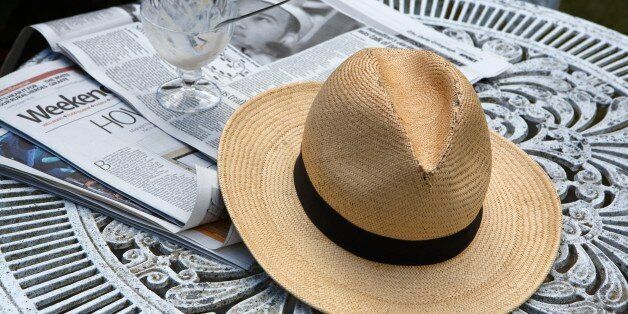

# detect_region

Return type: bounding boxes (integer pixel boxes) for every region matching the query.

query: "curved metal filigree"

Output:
[436,26,627,312]
[1,0,626,313]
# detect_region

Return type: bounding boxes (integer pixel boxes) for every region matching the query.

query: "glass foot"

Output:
[157,76,221,113]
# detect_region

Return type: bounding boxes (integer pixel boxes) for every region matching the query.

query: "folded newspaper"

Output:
[0,60,253,268]
[0,0,510,269]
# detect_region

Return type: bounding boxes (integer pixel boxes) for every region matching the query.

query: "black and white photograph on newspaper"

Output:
[232,0,363,65]
[0,129,136,206]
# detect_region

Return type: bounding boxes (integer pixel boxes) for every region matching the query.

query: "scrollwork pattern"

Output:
[93,22,626,314]
[439,26,627,312]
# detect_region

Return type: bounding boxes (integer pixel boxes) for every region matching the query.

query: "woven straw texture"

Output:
[218,49,562,313]
[302,49,491,240]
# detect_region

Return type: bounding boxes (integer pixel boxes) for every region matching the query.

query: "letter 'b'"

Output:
[94,160,111,170]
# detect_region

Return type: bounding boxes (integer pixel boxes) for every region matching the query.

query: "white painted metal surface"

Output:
[1,0,626,312]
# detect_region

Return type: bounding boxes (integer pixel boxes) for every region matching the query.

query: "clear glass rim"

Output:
[139,2,230,34]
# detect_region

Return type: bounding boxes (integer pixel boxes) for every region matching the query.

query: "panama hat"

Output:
[218,48,562,312]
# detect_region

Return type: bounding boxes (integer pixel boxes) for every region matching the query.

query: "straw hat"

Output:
[218,48,562,313]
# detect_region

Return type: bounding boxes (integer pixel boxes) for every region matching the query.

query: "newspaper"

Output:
[0,59,226,232]
[0,59,253,267]
[57,0,510,159]
[0,5,139,76]
[0,128,253,268]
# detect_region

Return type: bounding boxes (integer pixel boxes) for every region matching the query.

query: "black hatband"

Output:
[293,154,482,265]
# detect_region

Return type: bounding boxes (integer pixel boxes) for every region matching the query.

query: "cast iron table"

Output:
[1,0,626,312]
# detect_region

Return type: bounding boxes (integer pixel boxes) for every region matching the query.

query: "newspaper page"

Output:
[33,5,139,52]
[0,59,222,232]
[1,5,138,75]
[325,0,510,79]
[0,128,254,268]
[58,22,262,159]
[0,124,244,251]
[57,0,510,159]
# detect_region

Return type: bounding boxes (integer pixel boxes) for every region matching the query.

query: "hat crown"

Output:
[301,48,492,241]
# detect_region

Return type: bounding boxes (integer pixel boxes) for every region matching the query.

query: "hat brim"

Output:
[218,82,562,312]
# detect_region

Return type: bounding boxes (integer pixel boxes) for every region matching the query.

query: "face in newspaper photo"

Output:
[232,0,363,65]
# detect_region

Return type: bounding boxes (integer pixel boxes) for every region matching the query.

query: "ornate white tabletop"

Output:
[1,0,626,312]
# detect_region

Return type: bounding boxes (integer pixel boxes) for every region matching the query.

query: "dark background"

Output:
[0,0,626,65]
[0,0,134,63]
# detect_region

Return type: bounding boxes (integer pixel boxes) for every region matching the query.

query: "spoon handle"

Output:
[215,0,293,29]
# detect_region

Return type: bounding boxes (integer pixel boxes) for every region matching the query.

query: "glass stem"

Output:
[179,68,202,84]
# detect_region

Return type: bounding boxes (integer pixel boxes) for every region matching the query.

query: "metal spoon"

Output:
[214,0,293,30]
